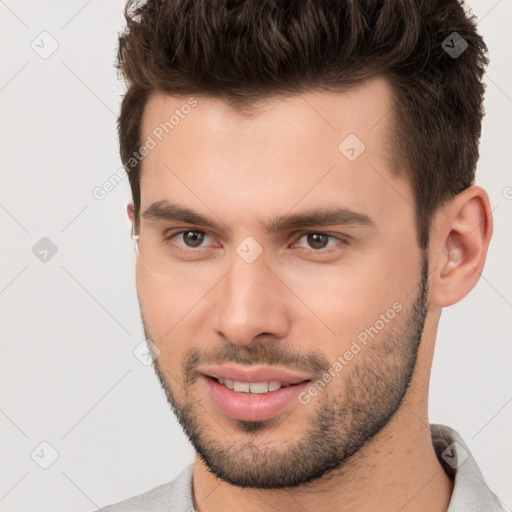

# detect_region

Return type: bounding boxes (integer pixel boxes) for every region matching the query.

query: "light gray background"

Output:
[1,1,511,510]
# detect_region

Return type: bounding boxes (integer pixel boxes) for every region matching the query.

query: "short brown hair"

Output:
[116,0,488,248]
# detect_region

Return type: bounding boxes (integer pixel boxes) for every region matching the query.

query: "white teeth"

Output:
[249,382,270,394]
[233,381,250,393]
[217,378,286,393]
[268,381,282,391]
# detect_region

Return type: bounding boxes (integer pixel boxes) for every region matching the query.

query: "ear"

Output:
[429,186,493,308]
[127,202,136,238]
[127,202,135,222]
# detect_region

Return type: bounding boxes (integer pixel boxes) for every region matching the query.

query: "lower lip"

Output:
[202,375,311,422]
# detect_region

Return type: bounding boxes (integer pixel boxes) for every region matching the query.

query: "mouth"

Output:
[202,374,312,422]
[206,375,310,394]
[201,363,312,386]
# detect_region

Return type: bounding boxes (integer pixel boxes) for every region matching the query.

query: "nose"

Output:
[212,250,292,346]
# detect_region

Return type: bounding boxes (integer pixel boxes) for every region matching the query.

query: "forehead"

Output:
[138,77,412,232]
[141,76,397,169]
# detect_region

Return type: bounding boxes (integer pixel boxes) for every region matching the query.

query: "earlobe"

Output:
[430,186,493,308]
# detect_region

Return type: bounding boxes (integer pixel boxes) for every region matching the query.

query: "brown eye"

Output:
[306,233,330,250]
[181,230,205,247]
[294,232,347,256]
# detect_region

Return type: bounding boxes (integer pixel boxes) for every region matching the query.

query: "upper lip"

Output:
[201,364,311,384]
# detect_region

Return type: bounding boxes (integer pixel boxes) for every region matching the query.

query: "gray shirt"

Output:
[95,424,507,511]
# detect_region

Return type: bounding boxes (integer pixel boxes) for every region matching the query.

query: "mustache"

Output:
[181,342,332,386]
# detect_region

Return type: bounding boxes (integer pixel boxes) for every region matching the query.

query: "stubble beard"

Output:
[143,255,429,489]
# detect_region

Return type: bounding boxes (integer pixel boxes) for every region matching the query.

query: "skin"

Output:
[127,76,492,512]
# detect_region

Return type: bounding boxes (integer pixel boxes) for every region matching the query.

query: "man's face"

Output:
[135,78,428,488]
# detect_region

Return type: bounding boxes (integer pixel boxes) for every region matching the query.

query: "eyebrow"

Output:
[142,201,375,233]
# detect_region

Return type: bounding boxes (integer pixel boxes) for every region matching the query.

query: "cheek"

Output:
[286,244,419,346]
[136,261,187,335]
[136,266,194,380]
[135,260,221,339]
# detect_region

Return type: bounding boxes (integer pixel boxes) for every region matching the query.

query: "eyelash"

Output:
[164,229,348,256]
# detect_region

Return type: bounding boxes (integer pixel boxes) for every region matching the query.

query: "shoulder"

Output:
[91,463,195,512]
[430,424,508,512]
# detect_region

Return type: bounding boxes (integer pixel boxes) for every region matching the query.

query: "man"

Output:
[96,0,506,510]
